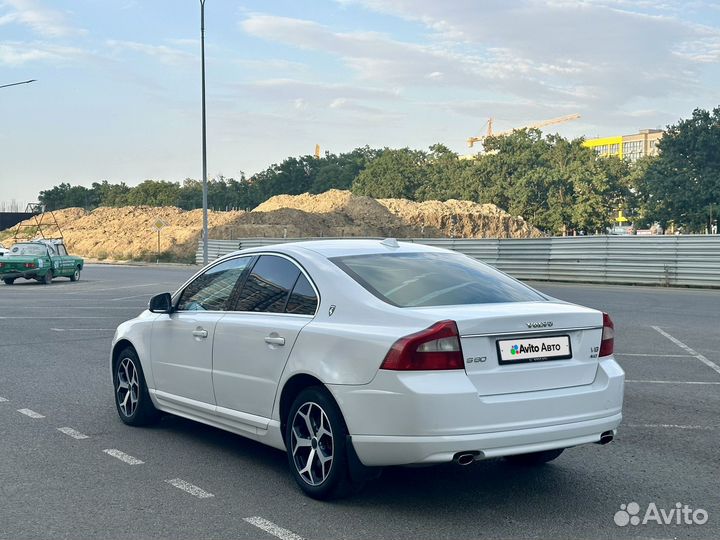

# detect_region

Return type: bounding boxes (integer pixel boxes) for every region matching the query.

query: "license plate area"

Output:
[497,335,572,364]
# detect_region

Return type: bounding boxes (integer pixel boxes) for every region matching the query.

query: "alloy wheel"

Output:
[290,402,334,486]
[116,357,140,417]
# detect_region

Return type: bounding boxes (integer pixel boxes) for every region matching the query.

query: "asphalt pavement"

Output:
[0,264,718,540]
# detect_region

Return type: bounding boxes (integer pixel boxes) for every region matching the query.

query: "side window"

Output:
[285,274,318,315]
[57,245,68,256]
[177,256,252,311]
[234,255,300,313]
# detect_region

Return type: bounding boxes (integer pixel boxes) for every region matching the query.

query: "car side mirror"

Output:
[149,292,173,314]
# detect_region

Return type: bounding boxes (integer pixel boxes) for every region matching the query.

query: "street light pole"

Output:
[200,0,209,265]
[0,79,36,89]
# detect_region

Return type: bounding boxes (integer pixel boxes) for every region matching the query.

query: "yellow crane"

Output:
[467,113,581,148]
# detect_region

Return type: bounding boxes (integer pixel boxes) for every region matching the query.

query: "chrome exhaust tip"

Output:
[453,451,480,466]
[597,431,614,445]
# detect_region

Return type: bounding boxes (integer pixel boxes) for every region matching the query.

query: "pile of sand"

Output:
[2,190,540,261]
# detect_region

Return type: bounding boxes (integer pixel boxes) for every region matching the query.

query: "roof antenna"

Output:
[381,238,399,248]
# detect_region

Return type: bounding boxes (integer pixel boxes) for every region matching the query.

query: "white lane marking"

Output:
[65,283,163,295]
[111,294,155,301]
[0,316,117,319]
[616,353,694,358]
[165,478,215,499]
[17,408,44,418]
[57,427,89,439]
[627,423,715,430]
[626,379,720,385]
[103,449,144,465]
[652,326,720,376]
[51,328,116,332]
[0,397,8,402]
[244,517,305,540]
[12,306,141,310]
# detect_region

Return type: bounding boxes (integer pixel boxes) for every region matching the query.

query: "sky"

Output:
[1,0,719,205]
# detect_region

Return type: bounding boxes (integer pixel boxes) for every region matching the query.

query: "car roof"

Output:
[233,239,448,259]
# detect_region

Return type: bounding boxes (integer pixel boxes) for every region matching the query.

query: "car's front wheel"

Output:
[70,266,81,282]
[504,448,564,466]
[3,278,14,285]
[113,347,160,426]
[286,387,357,500]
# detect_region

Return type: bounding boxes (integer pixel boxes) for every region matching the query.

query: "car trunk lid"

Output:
[413,301,603,396]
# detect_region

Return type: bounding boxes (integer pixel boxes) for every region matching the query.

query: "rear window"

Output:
[331,252,545,307]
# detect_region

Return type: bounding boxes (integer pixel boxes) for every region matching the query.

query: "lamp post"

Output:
[0,79,36,89]
[200,0,209,265]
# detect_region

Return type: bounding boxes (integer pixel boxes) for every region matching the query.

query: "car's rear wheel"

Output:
[3,278,14,285]
[286,387,356,500]
[42,270,53,285]
[504,448,564,466]
[113,347,160,426]
[70,267,81,282]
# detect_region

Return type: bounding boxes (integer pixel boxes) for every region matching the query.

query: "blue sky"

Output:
[1,0,719,204]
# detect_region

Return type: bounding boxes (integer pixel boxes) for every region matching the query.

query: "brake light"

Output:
[0,262,4,268]
[24,262,36,269]
[599,312,614,357]
[381,320,464,370]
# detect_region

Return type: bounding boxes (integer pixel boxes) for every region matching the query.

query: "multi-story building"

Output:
[583,129,663,162]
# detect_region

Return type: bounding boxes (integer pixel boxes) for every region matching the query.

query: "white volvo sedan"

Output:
[111,239,624,499]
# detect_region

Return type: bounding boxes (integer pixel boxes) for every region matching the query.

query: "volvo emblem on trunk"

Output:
[527,321,553,328]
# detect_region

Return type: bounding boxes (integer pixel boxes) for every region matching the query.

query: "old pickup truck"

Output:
[0,239,84,285]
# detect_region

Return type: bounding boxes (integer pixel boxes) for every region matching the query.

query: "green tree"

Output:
[639,107,720,232]
[125,180,181,207]
[352,148,427,199]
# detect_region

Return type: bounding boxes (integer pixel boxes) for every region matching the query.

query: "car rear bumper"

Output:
[329,357,624,466]
[1,271,40,280]
[350,413,621,466]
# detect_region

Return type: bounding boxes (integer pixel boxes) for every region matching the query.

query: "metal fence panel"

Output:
[197,235,720,288]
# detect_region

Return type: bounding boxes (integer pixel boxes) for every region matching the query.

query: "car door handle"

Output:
[264,336,285,346]
[192,329,209,338]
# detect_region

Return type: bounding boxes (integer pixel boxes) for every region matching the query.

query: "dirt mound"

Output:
[377,197,540,238]
[2,190,539,262]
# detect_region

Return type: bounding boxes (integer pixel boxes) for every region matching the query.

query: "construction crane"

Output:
[467,113,581,148]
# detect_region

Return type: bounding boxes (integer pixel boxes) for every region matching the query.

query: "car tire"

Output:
[43,270,53,285]
[504,448,564,466]
[3,278,14,285]
[285,386,358,500]
[113,347,160,426]
[70,267,81,282]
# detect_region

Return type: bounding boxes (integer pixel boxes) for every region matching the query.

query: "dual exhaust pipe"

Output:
[453,431,615,466]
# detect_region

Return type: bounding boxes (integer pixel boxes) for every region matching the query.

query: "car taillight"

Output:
[599,312,614,357]
[24,262,36,269]
[0,262,4,268]
[381,320,464,371]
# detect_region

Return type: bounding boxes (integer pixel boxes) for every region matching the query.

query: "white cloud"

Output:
[0,40,84,65]
[0,0,84,37]
[105,39,196,65]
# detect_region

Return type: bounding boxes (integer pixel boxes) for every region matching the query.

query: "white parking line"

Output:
[57,427,89,439]
[65,283,162,295]
[616,353,694,358]
[652,326,720,376]
[17,408,44,418]
[626,379,720,385]
[103,449,144,465]
[0,397,8,402]
[244,517,305,540]
[627,423,715,430]
[110,294,155,301]
[51,328,116,332]
[0,316,118,319]
[165,478,215,499]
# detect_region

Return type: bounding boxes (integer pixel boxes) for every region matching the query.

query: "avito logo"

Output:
[510,342,562,355]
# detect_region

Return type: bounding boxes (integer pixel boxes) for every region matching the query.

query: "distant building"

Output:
[583,129,663,162]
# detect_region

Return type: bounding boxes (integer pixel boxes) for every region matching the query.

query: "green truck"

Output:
[0,239,84,285]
